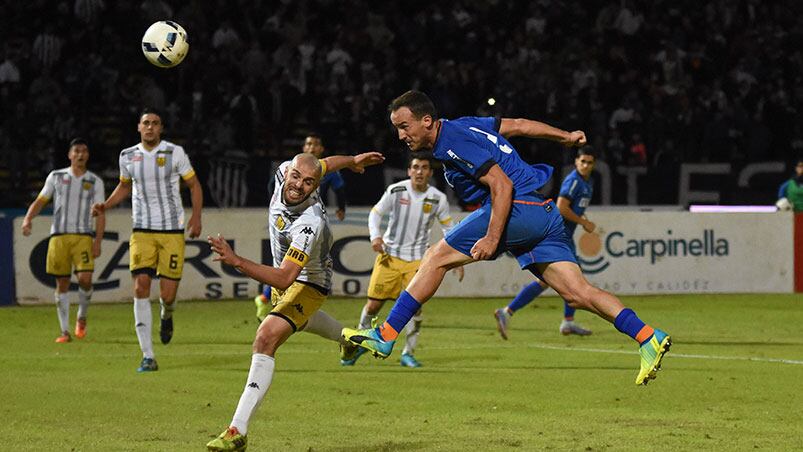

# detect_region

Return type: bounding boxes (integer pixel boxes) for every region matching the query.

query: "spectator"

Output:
[776,157,803,212]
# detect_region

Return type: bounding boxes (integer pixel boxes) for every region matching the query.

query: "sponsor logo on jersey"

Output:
[423,202,432,213]
[391,186,407,193]
[300,226,314,235]
[446,149,474,169]
[132,153,143,162]
[399,197,410,205]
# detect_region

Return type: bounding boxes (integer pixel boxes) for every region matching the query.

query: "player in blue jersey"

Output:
[494,147,598,338]
[254,133,348,321]
[343,91,671,385]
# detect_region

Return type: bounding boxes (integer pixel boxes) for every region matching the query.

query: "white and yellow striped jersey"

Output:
[369,180,453,262]
[269,161,333,293]
[118,140,195,231]
[38,167,105,235]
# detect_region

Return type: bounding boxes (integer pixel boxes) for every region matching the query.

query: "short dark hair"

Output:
[576,146,595,159]
[305,132,325,145]
[408,152,436,168]
[796,156,803,165]
[139,107,163,122]
[388,90,438,120]
[69,137,88,148]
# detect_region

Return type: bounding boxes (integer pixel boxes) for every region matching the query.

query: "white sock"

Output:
[301,310,343,343]
[134,298,154,359]
[77,287,92,319]
[160,298,175,320]
[358,305,374,329]
[231,354,275,435]
[402,313,423,356]
[55,292,70,333]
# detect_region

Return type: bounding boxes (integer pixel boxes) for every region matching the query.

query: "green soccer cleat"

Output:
[207,427,247,451]
[636,329,671,385]
[342,326,396,359]
[340,341,368,366]
[254,295,269,323]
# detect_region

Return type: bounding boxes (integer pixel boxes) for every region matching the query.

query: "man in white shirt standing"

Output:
[93,108,203,372]
[342,154,463,368]
[21,138,105,342]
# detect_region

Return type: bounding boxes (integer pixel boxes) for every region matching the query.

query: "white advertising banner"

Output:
[12,208,794,305]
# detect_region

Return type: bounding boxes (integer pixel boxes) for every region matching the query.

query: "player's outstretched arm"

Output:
[322,152,385,174]
[208,234,302,290]
[21,197,49,236]
[92,180,131,216]
[498,118,586,147]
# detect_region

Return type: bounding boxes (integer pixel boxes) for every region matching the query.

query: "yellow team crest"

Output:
[82,182,93,190]
[275,215,286,231]
[156,156,166,167]
[423,203,433,213]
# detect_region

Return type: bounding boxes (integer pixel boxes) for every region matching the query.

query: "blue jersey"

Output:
[558,169,593,236]
[432,116,553,204]
[320,170,345,193]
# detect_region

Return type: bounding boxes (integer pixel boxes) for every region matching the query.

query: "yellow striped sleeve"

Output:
[36,195,50,202]
[319,159,328,178]
[439,216,453,225]
[181,169,196,181]
[120,175,131,183]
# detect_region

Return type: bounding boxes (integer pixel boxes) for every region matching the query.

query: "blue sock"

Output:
[507,281,544,313]
[614,308,653,344]
[381,291,421,340]
[563,302,576,319]
[262,285,272,299]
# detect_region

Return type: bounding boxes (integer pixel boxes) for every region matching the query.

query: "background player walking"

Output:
[22,138,105,342]
[93,108,203,372]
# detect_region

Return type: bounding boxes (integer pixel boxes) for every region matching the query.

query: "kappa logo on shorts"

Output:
[292,303,304,314]
[300,226,314,235]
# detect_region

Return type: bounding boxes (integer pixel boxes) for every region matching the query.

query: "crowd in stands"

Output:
[1,0,801,208]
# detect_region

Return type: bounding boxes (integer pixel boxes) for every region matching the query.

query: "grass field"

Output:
[2,294,802,451]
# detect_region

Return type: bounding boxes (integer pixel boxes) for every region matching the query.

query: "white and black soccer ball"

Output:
[141,21,189,68]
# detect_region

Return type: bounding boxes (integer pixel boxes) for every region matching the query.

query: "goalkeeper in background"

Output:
[776,156,803,212]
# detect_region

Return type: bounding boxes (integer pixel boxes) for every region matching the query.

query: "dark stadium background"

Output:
[1,0,801,209]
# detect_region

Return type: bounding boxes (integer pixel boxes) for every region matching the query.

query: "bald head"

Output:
[282,153,322,206]
[291,152,323,180]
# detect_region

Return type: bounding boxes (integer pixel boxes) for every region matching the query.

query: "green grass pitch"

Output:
[2,294,802,451]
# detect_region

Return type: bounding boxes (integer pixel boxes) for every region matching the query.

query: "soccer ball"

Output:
[141,21,189,68]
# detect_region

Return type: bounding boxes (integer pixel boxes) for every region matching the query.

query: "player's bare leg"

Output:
[537,260,671,385]
[54,277,72,343]
[74,271,93,338]
[537,261,620,320]
[406,240,473,303]
[158,277,180,344]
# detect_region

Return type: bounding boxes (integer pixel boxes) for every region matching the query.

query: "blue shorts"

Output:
[445,193,577,270]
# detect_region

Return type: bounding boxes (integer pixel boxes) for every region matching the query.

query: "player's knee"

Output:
[252,329,280,355]
[77,274,92,289]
